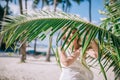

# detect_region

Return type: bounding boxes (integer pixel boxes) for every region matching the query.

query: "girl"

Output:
[58,28,98,80]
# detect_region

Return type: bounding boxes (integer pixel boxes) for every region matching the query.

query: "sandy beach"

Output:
[0,55,115,80]
[0,55,61,80]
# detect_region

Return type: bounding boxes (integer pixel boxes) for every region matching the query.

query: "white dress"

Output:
[59,48,93,80]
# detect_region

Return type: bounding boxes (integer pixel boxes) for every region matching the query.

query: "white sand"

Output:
[0,56,61,80]
[0,55,115,80]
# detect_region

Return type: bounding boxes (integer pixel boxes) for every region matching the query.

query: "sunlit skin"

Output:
[58,29,98,67]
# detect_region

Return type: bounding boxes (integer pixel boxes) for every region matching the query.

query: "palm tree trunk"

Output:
[41,0,44,9]
[54,0,57,12]
[0,8,7,50]
[46,0,57,62]
[6,0,9,14]
[0,0,9,50]
[19,0,23,14]
[25,0,27,12]
[46,37,52,61]
[14,0,17,4]
[65,1,68,12]
[34,38,37,54]
[19,0,26,62]
[20,42,26,62]
[62,0,65,11]
[88,0,91,22]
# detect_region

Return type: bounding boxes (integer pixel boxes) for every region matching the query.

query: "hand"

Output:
[58,47,65,54]
[73,49,80,56]
[74,49,80,53]
[87,49,98,58]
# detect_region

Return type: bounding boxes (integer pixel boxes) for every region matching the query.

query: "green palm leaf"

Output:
[0,10,120,80]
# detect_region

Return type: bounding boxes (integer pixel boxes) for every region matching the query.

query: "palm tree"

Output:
[0,0,120,80]
[100,0,120,79]
[65,0,72,12]
[49,0,72,12]
[46,0,57,62]
[19,0,26,63]
[32,0,41,54]
[5,0,9,15]
[19,0,23,14]
[25,0,27,12]
[0,5,5,50]
[32,0,49,9]
[0,0,11,50]
[14,0,17,4]
[0,0,8,50]
[88,0,91,22]
[41,0,50,8]
[32,0,52,60]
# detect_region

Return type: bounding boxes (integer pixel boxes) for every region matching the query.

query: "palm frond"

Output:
[0,10,120,80]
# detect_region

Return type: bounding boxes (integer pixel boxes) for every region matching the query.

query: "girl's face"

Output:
[63,29,80,49]
[69,30,79,49]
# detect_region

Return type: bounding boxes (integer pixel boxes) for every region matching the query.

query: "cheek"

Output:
[74,37,79,43]
[72,38,77,44]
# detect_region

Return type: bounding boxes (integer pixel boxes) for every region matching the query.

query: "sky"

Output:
[59,0,105,24]
[0,0,105,49]
[2,0,105,23]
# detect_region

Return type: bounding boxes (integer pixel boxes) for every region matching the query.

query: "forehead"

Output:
[64,30,77,40]
[68,29,77,35]
[62,28,78,36]
[62,28,79,41]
